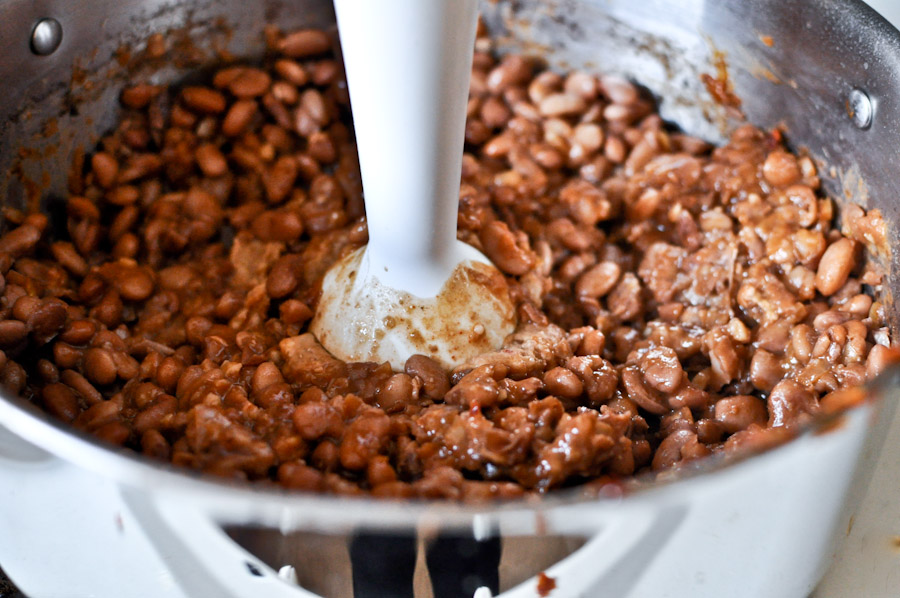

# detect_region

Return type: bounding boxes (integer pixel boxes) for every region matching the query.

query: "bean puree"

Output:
[0,25,893,500]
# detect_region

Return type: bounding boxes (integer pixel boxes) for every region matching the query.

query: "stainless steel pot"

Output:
[0,1,899,597]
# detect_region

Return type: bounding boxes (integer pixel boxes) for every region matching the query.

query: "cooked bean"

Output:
[715,396,768,434]
[221,99,258,136]
[274,59,309,86]
[405,355,449,399]
[539,93,586,117]
[604,135,626,164]
[575,261,620,299]
[251,362,284,395]
[749,349,783,391]
[263,155,299,203]
[91,152,119,189]
[479,220,534,276]
[277,29,331,58]
[228,68,272,98]
[376,373,415,413]
[652,430,708,470]
[599,74,638,104]
[292,401,342,440]
[815,238,857,296]
[195,144,228,177]
[113,265,155,301]
[542,367,583,399]
[43,383,80,422]
[0,320,27,347]
[181,87,227,114]
[28,299,68,340]
[95,421,130,446]
[622,367,667,415]
[142,429,170,460]
[61,369,103,405]
[640,347,683,393]
[266,255,302,299]
[487,54,532,93]
[768,379,818,428]
[0,224,41,258]
[340,411,391,470]
[278,462,324,491]
[271,81,299,105]
[762,150,800,187]
[121,84,162,109]
[83,348,118,386]
[564,71,598,99]
[11,295,39,322]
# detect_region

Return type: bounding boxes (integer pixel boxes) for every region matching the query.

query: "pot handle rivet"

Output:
[30,18,63,56]
[847,88,873,130]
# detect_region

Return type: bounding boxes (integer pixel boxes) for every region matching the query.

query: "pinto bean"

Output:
[221,100,258,136]
[181,87,227,114]
[622,366,667,415]
[815,238,857,296]
[762,150,800,187]
[543,367,583,399]
[575,261,620,299]
[195,144,228,177]
[91,152,119,189]
[715,396,768,434]
[479,221,535,276]
[42,383,80,422]
[83,348,118,386]
[405,355,449,399]
[0,224,40,258]
[0,320,27,347]
[277,29,331,58]
[768,379,818,428]
[640,347,683,393]
[340,411,391,470]
[228,68,272,98]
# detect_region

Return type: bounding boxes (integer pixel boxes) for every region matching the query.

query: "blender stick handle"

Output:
[332,0,479,283]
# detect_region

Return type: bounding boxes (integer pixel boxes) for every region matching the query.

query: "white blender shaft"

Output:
[332,0,481,297]
[312,0,516,369]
